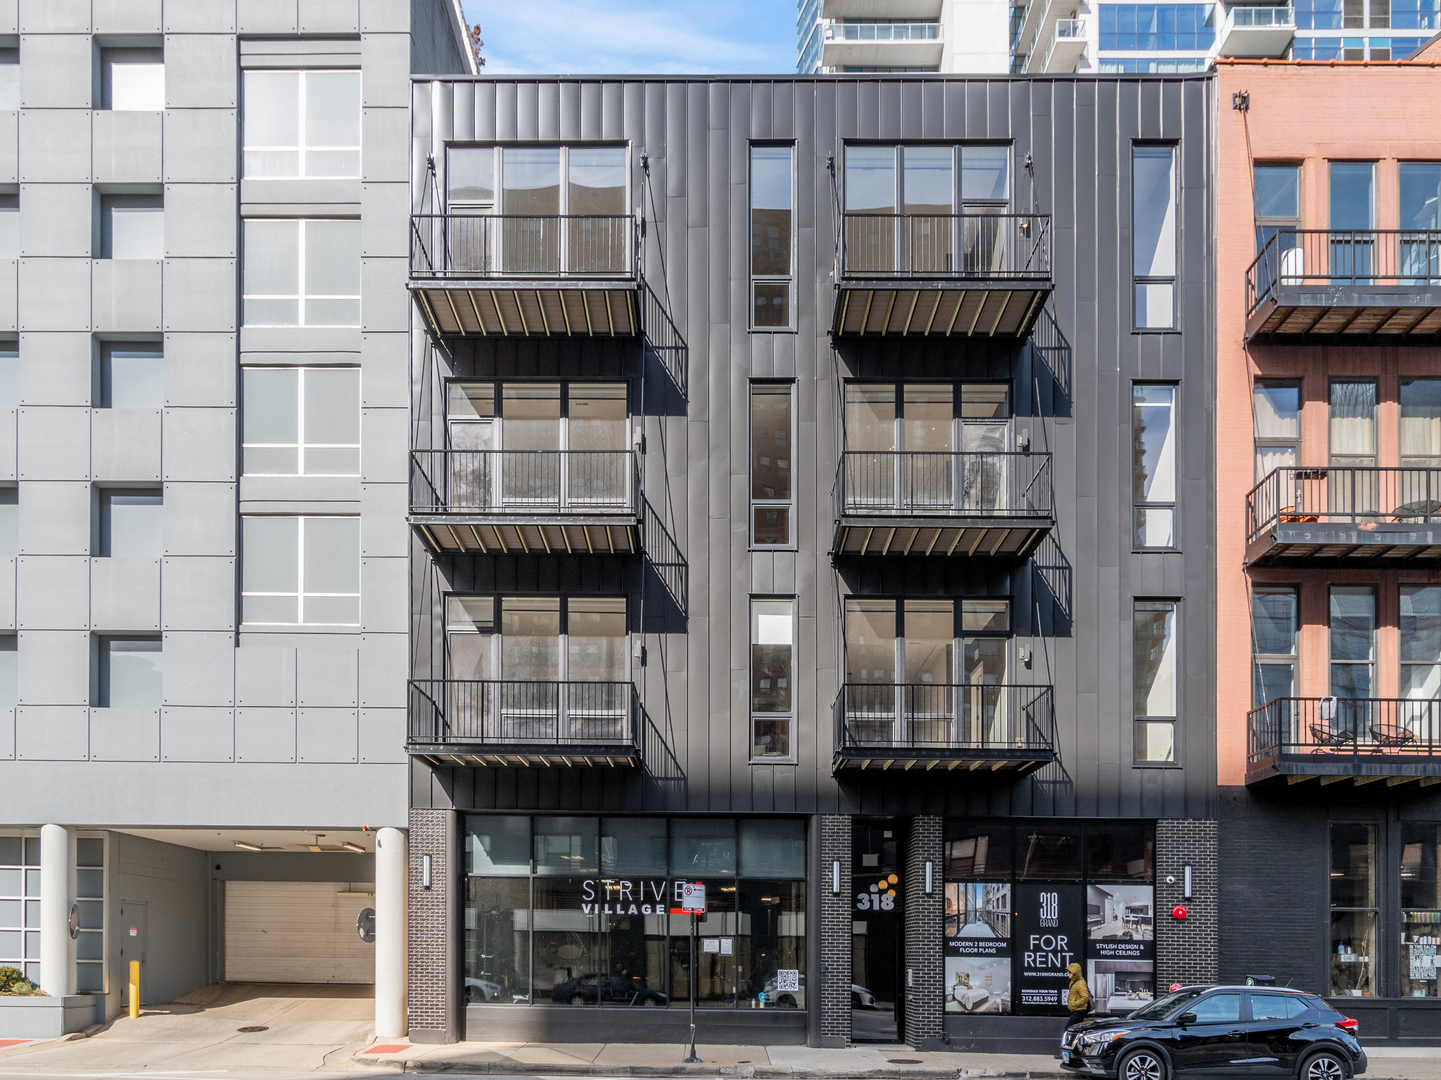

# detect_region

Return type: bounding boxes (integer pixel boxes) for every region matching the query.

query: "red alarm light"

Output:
[1172,905,1188,920]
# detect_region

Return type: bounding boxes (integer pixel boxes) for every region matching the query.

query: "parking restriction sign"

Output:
[681,881,706,914]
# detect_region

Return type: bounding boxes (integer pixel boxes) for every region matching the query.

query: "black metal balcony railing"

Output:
[839,213,1052,279]
[835,683,1055,754]
[1247,465,1441,542]
[837,451,1053,519]
[410,450,639,516]
[1248,696,1441,766]
[1247,228,1441,317]
[410,214,638,280]
[408,679,639,752]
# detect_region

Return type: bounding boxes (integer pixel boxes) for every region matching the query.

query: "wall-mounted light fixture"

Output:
[1184,865,1193,900]
[422,854,432,890]
[925,861,934,894]
[341,841,365,854]
[832,861,841,894]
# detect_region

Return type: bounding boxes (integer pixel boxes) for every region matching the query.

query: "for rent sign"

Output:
[1013,883,1084,1014]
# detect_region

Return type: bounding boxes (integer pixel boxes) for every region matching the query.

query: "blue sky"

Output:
[460,1,796,75]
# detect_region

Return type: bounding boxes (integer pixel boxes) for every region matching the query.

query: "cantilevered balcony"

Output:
[1246,229,1441,340]
[820,20,944,67]
[1247,697,1441,787]
[1246,466,1441,565]
[409,449,640,556]
[409,214,639,338]
[407,679,640,768]
[833,213,1053,339]
[1041,19,1087,71]
[833,451,1053,558]
[1216,5,1294,57]
[834,683,1055,773]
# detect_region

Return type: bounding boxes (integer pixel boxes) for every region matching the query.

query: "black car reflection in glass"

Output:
[552,972,668,1006]
[1059,986,1365,1080]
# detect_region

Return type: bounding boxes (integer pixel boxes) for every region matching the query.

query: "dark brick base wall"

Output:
[408,807,460,1042]
[904,816,944,1050]
[819,815,851,1047]
[1156,819,1218,990]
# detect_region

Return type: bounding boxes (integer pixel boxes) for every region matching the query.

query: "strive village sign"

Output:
[579,879,705,916]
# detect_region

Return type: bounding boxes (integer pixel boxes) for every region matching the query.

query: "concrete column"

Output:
[39,823,77,998]
[375,826,409,1039]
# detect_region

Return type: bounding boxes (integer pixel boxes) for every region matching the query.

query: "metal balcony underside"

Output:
[834,745,1052,773]
[1247,697,1441,786]
[832,282,1050,339]
[409,742,641,768]
[1247,286,1441,341]
[411,282,640,338]
[1246,522,1441,566]
[832,517,1051,558]
[411,516,640,556]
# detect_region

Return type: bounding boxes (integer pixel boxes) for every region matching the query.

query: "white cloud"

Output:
[465,0,794,75]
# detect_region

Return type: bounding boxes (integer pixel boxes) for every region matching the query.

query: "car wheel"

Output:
[641,996,660,1006]
[1118,1049,1167,1080]
[568,994,586,1005]
[1302,1052,1347,1080]
[852,992,862,1008]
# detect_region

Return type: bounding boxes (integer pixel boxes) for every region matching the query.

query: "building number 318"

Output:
[856,891,895,911]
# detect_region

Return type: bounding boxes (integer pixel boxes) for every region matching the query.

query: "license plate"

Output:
[1062,1052,1071,1063]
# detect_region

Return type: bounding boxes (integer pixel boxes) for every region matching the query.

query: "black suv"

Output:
[1060,986,1365,1080]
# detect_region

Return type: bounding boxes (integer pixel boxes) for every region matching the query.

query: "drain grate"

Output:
[888,1059,922,1065]
[237,1026,269,1033]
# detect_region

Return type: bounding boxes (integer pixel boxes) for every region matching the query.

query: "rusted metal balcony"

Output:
[1246,466,1441,565]
[409,449,640,556]
[834,683,1055,773]
[833,213,1052,340]
[1247,697,1441,787]
[833,451,1053,558]
[407,679,640,768]
[1245,229,1441,341]
[409,214,639,338]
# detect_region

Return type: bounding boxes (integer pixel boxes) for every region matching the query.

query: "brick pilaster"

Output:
[1156,819,1219,990]
[407,808,460,1043]
[818,815,852,1047]
[904,815,944,1050]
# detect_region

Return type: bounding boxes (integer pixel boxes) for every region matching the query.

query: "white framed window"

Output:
[242,219,360,327]
[102,48,164,112]
[242,367,360,476]
[241,515,360,625]
[242,70,361,178]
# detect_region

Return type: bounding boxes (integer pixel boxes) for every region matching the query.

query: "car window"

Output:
[1131,988,1205,1020]
[1287,997,1311,1018]
[1191,993,1243,1023]
[1250,993,1290,1020]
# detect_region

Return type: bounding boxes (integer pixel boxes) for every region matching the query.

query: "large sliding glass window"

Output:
[750,145,794,328]
[463,816,805,1009]
[1133,145,1177,330]
[1133,600,1178,763]
[1331,823,1378,997]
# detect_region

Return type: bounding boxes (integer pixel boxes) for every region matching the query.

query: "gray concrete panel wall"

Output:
[107,831,209,1016]
[409,75,1217,823]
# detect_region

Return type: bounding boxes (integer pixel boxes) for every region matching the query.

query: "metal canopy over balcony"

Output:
[409,214,640,338]
[1216,5,1295,57]
[834,213,1052,339]
[1246,466,1441,566]
[834,683,1055,773]
[1245,229,1441,341]
[409,449,641,556]
[1247,697,1441,787]
[408,680,640,768]
[833,451,1053,558]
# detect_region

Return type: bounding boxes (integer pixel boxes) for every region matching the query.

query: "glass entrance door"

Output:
[852,822,904,1043]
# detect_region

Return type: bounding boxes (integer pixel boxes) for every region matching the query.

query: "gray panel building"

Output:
[404,74,1218,1048]
[0,0,472,1039]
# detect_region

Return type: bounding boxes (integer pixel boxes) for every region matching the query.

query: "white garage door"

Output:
[225,881,375,984]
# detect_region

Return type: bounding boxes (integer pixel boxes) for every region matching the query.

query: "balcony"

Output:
[1041,19,1088,71]
[1246,466,1441,565]
[834,683,1055,773]
[1016,0,1080,72]
[820,20,944,67]
[407,679,640,767]
[1217,5,1294,57]
[409,449,640,556]
[833,451,1053,558]
[834,213,1053,339]
[823,0,943,15]
[1245,229,1441,341]
[1247,697,1441,786]
[409,214,639,338]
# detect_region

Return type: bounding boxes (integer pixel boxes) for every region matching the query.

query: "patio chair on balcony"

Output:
[1369,724,1417,752]
[1308,723,1356,752]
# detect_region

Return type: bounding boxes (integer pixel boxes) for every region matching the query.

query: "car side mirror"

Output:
[1178,1013,1197,1026]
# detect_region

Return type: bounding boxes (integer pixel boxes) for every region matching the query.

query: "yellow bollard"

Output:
[128,961,140,1019]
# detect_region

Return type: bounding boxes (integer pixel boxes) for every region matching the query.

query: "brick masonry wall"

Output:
[1156,819,1219,989]
[904,816,944,1050]
[820,815,852,1047]
[408,807,458,1042]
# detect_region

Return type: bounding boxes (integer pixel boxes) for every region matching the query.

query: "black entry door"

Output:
[853,822,905,1042]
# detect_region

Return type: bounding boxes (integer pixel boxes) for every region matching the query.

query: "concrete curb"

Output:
[352,1059,1074,1079]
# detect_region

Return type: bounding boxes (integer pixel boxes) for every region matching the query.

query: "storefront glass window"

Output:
[601,818,669,877]
[465,877,531,1004]
[946,824,1013,878]
[1015,828,1082,880]
[534,878,599,1003]
[1402,822,1441,998]
[1086,824,1154,880]
[672,819,738,877]
[737,880,806,1008]
[535,817,599,877]
[467,815,531,875]
[739,819,806,877]
[1331,823,1378,997]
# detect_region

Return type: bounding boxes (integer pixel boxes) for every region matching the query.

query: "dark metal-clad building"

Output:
[402,74,1217,1049]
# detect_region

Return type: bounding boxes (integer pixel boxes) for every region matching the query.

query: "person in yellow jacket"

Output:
[1066,962,1091,1028]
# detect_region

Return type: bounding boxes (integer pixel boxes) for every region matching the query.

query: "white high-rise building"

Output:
[797,0,1011,74]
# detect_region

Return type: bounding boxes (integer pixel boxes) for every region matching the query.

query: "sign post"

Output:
[675,881,706,1064]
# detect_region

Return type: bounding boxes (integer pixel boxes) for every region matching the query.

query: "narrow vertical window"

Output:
[750,145,794,329]
[751,598,795,761]
[1330,823,1377,997]
[1133,385,1177,549]
[1329,585,1376,708]
[1254,164,1301,279]
[1133,600,1178,764]
[1401,379,1441,467]
[1251,585,1298,707]
[1329,162,1376,283]
[1133,145,1176,330]
[750,383,794,547]
[1401,585,1441,706]
[1400,163,1441,283]
[1253,380,1300,482]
